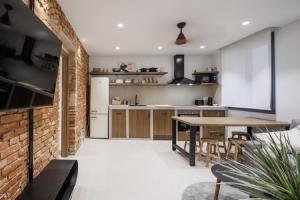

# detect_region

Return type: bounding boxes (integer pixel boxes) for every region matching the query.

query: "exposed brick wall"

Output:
[33,0,89,155]
[0,107,58,200]
[0,0,89,199]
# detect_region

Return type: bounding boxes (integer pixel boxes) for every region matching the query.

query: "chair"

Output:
[183,130,201,152]
[199,131,226,167]
[226,131,250,162]
[226,138,246,161]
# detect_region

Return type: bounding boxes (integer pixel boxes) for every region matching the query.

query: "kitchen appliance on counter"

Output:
[194,97,213,106]
[195,99,204,106]
[207,97,213,106]
[90,77,109,138]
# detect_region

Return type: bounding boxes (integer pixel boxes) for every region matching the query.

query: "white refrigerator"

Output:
[90,77,109,138]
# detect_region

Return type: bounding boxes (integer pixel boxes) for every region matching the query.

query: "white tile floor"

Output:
[70,139,215,200]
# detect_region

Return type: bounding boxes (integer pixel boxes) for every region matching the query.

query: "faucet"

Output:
[134,94,138,105]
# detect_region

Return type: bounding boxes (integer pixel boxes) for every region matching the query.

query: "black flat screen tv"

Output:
[0,0,62,111]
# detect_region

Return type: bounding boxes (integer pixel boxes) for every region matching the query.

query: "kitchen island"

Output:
[109,105,227,139]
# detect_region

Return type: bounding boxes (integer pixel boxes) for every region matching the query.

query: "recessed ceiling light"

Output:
[242,21,250,26]
[200,45,205,49]
[115,46,120,50]
[117,23,124,28]
[157,46,163,50]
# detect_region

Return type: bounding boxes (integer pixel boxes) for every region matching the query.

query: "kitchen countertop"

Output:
[109,105,227,110]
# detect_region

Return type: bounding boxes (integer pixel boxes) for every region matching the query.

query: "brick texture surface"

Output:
[0,1,89,199]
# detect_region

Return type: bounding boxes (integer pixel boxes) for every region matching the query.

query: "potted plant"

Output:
[222,134,300,200]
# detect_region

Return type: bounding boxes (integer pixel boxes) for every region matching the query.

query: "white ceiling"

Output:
[57,0,300,56]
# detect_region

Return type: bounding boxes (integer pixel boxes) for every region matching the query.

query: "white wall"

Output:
[214,19,300,123]
[275,20,300,122]
[90,55,218,105]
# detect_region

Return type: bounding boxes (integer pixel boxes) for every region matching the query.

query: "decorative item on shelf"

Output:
[112,97,122,105]
[119,63,128,72]
[112,68,121,72]
[140,68,149,72]
[124,79,132,84]
[93,68,102,73]
[149,67,158,72]
[115,79,123,84]
[206,67,218,73]
[207,67,213,72]
[127,62,137,72]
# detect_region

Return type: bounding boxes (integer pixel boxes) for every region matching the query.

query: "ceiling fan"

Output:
[175,22,187,45]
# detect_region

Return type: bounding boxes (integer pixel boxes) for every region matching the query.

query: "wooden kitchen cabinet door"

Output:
[153,110,175,140]
[129,110,150,138]
[202,110,226,137]
[112,110,126,138]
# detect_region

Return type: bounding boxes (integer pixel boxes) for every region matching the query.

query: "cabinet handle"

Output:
[91,116,97,119]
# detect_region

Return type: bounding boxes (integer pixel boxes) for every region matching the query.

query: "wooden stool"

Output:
[213,132,227,153]
[199,137,223,167]
[226,138,246,161]
[183,130,201,152]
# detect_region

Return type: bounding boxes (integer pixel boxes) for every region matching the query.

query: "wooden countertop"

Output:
[172,116,290,127]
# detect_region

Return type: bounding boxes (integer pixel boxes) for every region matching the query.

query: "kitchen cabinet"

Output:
[153,110,175,140]
[129,110,150,138]
[202,110,226,137]
[111,110,126,138]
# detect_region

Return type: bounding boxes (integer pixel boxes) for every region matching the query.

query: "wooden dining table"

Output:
[171,116,290,166]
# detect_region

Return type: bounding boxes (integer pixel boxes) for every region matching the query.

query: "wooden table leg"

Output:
[247,127,253,139]
[189,126,197,166]
[172,119,177,151]
[214,179,221,200]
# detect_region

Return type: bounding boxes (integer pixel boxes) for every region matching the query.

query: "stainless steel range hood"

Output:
[169,55,194,85]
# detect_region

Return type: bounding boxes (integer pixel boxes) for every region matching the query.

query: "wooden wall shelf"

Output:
[192,71,219,75]
[91,72,168,76]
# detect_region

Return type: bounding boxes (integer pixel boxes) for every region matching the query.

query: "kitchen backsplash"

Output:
[90,55,219,105]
